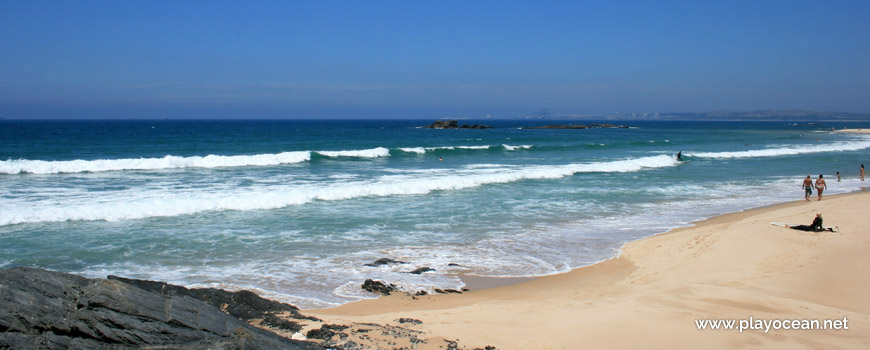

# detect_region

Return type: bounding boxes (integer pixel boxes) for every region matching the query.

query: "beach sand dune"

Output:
[305,192,870,349]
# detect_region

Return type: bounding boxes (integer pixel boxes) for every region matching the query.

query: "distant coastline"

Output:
[513,109,870,122]
[4,109,870,122]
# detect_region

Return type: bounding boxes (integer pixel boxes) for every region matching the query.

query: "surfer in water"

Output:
[676,151,682,162]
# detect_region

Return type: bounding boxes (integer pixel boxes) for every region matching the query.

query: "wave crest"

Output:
[689,140,870,159]
[0,151,312,175]
[0,155,678,225]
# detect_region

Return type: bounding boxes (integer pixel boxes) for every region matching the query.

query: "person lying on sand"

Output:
[785,212,837,232]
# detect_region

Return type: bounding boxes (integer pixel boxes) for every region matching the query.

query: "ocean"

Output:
[1,119,868,308]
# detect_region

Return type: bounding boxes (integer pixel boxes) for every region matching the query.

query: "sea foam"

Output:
[0,155,678,226]
[0,151,312,174]
[314,147,390,158]
[689,140,870,159]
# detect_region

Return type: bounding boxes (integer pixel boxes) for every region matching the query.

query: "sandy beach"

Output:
[300,191,870,349]
[835,128,870,134]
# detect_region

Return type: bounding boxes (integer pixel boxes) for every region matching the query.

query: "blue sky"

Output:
[1,0,868,119]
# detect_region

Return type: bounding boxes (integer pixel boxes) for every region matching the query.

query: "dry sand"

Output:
[302,191,870,349]
[835,128,870,134]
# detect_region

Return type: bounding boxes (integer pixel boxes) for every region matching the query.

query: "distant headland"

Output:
[514,109,870,122]
[424,120,628,130]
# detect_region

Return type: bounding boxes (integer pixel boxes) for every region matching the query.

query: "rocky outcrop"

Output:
[364,258,408,267]
[106,275,319,330]
[0,267,321,350]
[409,267,435,275]
[361,279,399,296]
[425,120,493,129]
[520,123,628,129]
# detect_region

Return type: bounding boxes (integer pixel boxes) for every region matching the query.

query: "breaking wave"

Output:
[0,155,678,225]
[689,140,870,159]
[0,152,312,175]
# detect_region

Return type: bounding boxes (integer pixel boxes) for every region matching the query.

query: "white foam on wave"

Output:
[502,144,533,151]
[401,144,531,153]
[398,147,427,154]
[0,155,679,226]
[453,145,491,150]
[0,151,312,175]
[314,147,390,158]
[689,140,870,159]
[401,144,530,153]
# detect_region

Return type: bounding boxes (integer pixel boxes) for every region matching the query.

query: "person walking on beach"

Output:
[802,175,813,201]
[815,174,827,201]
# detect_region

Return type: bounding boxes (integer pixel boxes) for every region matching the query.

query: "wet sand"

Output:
[302,192,870,349]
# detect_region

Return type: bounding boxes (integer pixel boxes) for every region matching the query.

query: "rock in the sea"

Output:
[425,120,493,129]
[364,258,409,267]
[409,267,435,274]
[361,279,399,295]
[0,267,321,350]
[426,119,459,129]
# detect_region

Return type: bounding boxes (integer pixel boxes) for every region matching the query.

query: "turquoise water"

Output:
[1,119,868,308]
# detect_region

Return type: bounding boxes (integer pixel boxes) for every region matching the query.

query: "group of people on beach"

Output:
[802,175,826,201]
[802,164,865,201]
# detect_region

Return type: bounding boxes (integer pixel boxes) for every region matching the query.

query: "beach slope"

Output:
[308,191,870,349]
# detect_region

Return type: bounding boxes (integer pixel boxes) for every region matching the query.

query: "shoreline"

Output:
[454,188,867,292]
[305,191,870,349]
[834,128,870,134]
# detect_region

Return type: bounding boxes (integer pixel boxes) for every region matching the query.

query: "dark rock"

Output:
[361,279,398,296]
[108,275,319,325]
[306,328,336,340]
[464,124,494,129]
[0,267,322,350]
[409,267,435,274]
[587,123,629,128]
[434,288,463,294]
[447,263,462,267]
[425,120,493,129]
[364,258,408,267]
[414,290,428,296]
[396,318,423,325]
[322,324,349,331]
[262,313,303,333]
[426,119,459,129]
[305,324,349,341]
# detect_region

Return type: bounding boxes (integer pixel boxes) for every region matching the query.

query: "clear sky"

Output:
[1,0,868,119]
